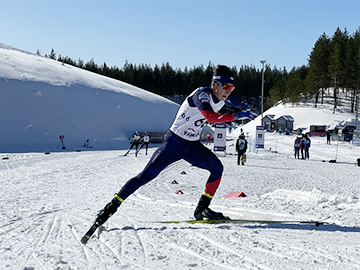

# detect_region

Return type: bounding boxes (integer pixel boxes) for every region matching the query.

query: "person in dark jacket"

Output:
[326,130,331,145]
[294,137,301,159]
[236,134,248,165]
[302,134,311,159]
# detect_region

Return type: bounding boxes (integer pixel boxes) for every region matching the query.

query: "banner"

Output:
[256,126,265,148]
[213,123,226,153]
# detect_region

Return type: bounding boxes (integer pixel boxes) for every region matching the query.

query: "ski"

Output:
[81,223,99,244]
[81,217,326,244]
[159,218,325,226]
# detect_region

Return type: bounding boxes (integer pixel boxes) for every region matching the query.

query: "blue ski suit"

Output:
[116,87,248,201]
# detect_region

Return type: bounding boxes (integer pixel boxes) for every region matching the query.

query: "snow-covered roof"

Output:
[278,115,294,122]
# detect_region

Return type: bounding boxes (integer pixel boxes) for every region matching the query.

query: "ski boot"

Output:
[194,194,229,220]
[95,194,122,226]
[81,194,123,244]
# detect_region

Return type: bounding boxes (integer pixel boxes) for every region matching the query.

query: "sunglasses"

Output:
[214,80,235,92]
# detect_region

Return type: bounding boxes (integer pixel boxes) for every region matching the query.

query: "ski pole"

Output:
[335,142,339,161]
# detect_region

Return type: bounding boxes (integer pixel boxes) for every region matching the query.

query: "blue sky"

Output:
[1,0,359,71]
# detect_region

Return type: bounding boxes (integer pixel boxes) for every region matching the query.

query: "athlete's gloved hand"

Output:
[233,111,255,121]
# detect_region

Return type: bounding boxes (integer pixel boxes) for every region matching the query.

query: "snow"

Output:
[0,43,179,153]
[1,44,360,270]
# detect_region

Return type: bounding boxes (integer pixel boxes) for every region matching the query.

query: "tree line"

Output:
[267,27,359,114]
[37,27,359,114]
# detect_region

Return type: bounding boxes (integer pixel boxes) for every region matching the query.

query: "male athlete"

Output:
[92,65,254,226]
[124,131,141,157]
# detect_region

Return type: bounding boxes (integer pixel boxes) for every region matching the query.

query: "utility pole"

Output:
[260,60,266,121]
[356,89,359,129]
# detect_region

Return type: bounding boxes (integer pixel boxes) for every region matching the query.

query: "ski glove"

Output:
[233,111,254,121]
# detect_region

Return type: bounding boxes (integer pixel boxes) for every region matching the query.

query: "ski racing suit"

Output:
[115,87,248,201]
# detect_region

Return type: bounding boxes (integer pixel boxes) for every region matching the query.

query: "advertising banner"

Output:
[256,126,265,148]
[213,123,226,154]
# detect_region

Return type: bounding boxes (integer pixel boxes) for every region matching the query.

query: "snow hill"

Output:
[0,43,179,153]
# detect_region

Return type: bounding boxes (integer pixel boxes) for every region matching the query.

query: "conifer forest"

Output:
[39,27,359,114]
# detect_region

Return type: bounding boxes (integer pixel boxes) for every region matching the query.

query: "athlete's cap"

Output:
[212,71,235,85]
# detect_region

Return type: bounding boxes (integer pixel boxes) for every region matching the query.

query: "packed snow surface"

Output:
[1,43,360,269]
[1,134,359,270]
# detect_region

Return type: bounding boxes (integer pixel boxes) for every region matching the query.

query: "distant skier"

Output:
[88,64,255,233]
[124,131,141,157]
[136,132,151,155]
[294,137,301,159]
[83,139,93,148]
[236,133,248,165]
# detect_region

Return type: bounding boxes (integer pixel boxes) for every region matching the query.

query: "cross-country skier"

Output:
[136,132,151,155]
[236,133,248,165]
[124,131,141,157]
[92,65,255,226]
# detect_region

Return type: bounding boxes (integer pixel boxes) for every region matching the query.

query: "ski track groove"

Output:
[19,213,64,269]
[165,241,238,270]
[65,217,91,268]
[0,218,24,236]
[42,212,59,245]
[306,233,360,265]
[243,229,319,266]
[132,224,148,267]
[97,231,124,265]
[95,238,120,267]
[120,229,126,265]
[119,224,148,268]
[32,253,48,270]
[194,231,267,270]
[21,217,48,270]
[1,162,26,197]
[242,228,360,269]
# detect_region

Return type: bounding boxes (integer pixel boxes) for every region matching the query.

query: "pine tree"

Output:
[344,29,360,113]
[84,58,99,73]
[284,66,307,104]
[45,48,57,60]
[267,78,286,107]
[307,32,331,106]
[328,27,349,113]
